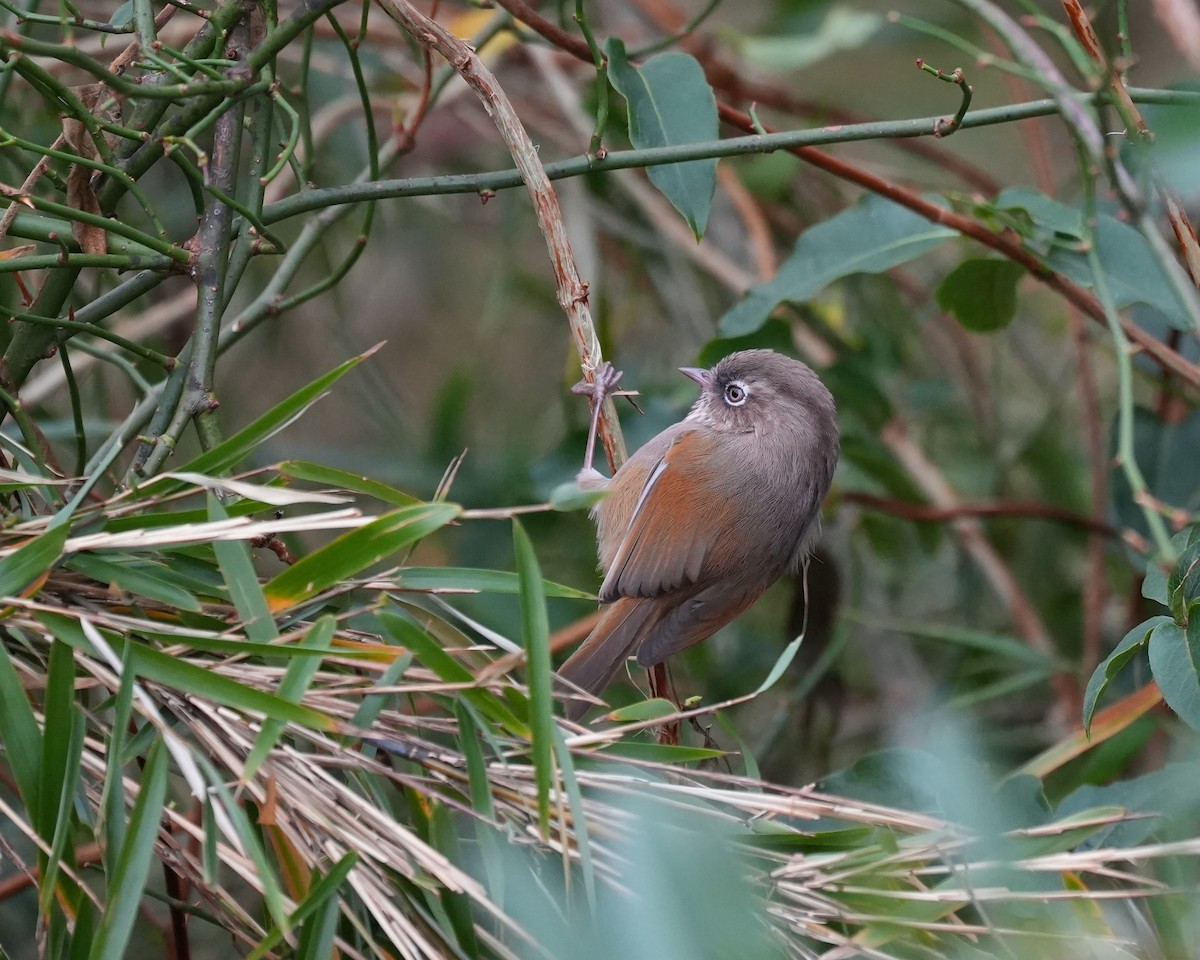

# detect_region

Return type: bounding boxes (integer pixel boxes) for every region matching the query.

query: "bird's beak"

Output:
[679,366,711,389]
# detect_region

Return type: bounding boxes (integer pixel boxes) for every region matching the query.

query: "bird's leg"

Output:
[649,662,681,745]
[570,361,623,480]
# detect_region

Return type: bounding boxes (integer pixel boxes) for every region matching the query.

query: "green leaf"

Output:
[549,480,608,512]
[0,640,42,810]
[38,641,85,912]
[936,258,1025,333]
[209,495,278,642]
[377,611,529,737]
[263,502,460,613]
[990,187,1084,245]
[599,742,726,763]
[1148,619,1200,731]
[65,553,203,612]
[396,566,593,599]
[553,727,597,914]
[107,1,134,28]
[127,641,338,730]
[1082,616,1166,733]
[719,193,956,336]
[89,737,169,960]
[277,460,420,507]
[605,40,718,240]
[1112,409,1200,546]
[244,617,335,781]
[606,698,679,722]
[513,519,555,840]
[247,853,360,960]
[1044,211,1189,329]
[1168,524,1200,620]
[175,345,381,480]
[730,7,882,71]
[0,524,69,597]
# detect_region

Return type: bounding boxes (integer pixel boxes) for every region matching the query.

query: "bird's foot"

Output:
[572,361,624,476]
[570,361,623,409]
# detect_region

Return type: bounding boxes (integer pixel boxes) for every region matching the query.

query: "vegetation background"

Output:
[1,0,1200,957]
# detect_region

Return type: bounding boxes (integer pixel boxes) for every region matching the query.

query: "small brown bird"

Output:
[559,349,839,720]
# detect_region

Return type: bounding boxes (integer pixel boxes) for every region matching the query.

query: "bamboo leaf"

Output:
[0,640,42,811]
[66,553,204,611]
[129,642,338,730]
[0,524,69,597]
[513,518,555,840]
[88,736,169,960]
[395,566,593,599]
[277,460,420,506]
[600,742,727,763]
[263,502,460,613]
[246,853,359,960]
[378,610,529,738]
[176,345,382,480]
[210,494,278,642]
[244,616,335,781]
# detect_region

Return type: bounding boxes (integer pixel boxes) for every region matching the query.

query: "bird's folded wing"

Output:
[599,428,740,602]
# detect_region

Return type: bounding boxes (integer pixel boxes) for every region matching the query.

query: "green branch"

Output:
[262,87,1200,224]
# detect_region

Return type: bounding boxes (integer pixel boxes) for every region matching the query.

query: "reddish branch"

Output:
[842,491,1118,538]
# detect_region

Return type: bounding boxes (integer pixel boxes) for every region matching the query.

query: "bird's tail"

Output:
[557,598,661,721]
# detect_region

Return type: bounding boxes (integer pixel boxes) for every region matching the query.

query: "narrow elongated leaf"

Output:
[277,460,420,506]
[38,640,84,910]
[176,345,381,479]
[1149,619,1200,731]
[156,472,348,506]
[39,707,84,914]
[600,742,727,762]
[351,653,412,730]
[210,495,278,642]
[66,553,203,612]
[396,566,593,599]
[102,648,137,865]
[263,502,460,613]
[0,641,42,810]
[719,194,956,336]
[89,736,169,960]
[606,40,718,239]
[244,617,335,781]
[0,524,69,597]
[1083,617,1167,733]
[378,611,529,737]
[128,642,338,730]
[513,519,554,840]
[553,727,596,913]
[606,698,679,723]
[246,853,359,960]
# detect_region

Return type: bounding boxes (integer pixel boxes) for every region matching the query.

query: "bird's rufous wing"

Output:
[599,428,742,603]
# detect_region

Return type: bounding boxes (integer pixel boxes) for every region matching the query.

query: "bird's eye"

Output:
[724,381,748,406]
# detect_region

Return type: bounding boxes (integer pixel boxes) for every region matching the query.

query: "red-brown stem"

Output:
[843,491,1118,538]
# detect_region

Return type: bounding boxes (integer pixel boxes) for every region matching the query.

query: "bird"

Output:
[558,349,839,720]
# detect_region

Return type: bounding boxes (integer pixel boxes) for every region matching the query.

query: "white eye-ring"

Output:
[724,380,749,406]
